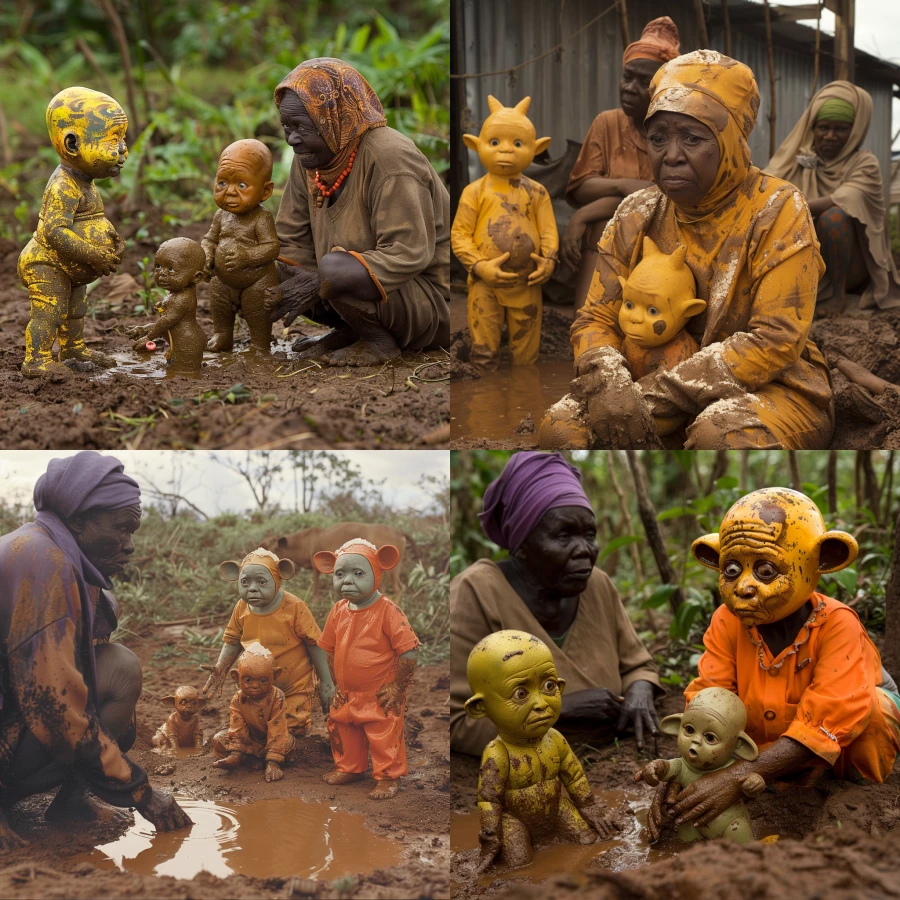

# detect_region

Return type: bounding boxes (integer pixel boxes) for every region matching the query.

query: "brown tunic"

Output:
[275,126,450,349]
[450,559,662,756]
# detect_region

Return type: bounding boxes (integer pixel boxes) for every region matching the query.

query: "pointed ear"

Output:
[277,558,295,580]
[815,531,858,573]
[692,534,721,570]
[556,676,566,697]
[513,96,531,115]
[681,298,707,317]
[377,545,401,571]
[733,731,759,761]
[462,133,480,153]
[617,275,627,292]
[487,95,503,113]
[161,695,176,707]
[230,669,240,686]
[219,561,241,582]
[642,236,661,257]
[659,713,682,736]
[273,666,284,682]
[312,551,337,574]
[534,136,552,156]
[669,244,687,268]
[464,693,488,719]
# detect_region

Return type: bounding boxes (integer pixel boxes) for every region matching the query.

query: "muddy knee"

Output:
[685,398,779,450]
[538,394,591,449]
[94,641,142,737]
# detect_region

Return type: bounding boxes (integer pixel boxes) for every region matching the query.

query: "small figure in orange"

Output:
[211,643,293,782]
[313,539,419,800]
[152,685,207,751]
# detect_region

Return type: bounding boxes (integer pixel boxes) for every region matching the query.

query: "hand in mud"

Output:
[527,253,555,286]
[645,779,681,843]
[265,761,284,783]
[136,789,192,832]
[474,835,501,876]
[670,762,751,830]
[266,267,321,326]
[318,681,336,715]
[376,680,407,716]
[561,214,587,271]
[200,664,228,699]
[616,680,660,751]
[126,324,151,340]
[132,338,155,353]
[561,687,623,722]
[579,799,621,840]
[633,758,670,788]
[474,253,518,288]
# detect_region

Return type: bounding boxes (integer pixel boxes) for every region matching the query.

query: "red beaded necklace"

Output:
[314,149,356,200]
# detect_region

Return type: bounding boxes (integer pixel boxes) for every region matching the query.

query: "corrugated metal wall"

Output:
[458,0,893,194]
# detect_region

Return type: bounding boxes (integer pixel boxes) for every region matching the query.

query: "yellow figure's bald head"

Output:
[462,95,551,178]
[692,488,858,626]
[465,630,565,741]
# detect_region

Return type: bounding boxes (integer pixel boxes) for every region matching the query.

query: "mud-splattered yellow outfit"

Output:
[452,174,558,368]
[18,166,122,369]
[223,592,322,735]
[569,51,834,449]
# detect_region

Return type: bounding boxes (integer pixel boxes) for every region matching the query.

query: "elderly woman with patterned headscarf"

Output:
[450,451,662,757]
[0,451,190,851]
[268,58,450,366]
[562,17,681,309]
[541,51,833,451]
[767,81,900,316]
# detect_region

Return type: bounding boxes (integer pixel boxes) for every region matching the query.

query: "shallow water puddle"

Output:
[450,361,573,441]
[77,796,403,880]
[452,787,679,886]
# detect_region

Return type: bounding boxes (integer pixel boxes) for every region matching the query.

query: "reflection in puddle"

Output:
[450,361,573,441]
[78,796,403,880]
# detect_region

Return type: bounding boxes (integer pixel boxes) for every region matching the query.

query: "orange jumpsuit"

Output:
[318,595,420,780]
[686,593,900,782]
[211,686,295,763]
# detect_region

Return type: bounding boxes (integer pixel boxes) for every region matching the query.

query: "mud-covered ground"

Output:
[450,692,900,900]
[0,629,451,899]
[0,227,449,449]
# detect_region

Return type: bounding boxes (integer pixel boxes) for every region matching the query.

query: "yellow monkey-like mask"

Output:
[462,96,551,179]
[692,488,857,626]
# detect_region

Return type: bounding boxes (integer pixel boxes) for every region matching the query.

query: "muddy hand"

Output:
[137,789,192,832]
[331,688,349,711]
[580,800,621,840]
[646,779,680,843]
[633,758,669,788]
[671,765,746,829]
[474,253,517,288]
[199,664,227,699]
[376,681,406,716]
[267,268,321,326]
[527,253,555,286]
[473,837,501,876]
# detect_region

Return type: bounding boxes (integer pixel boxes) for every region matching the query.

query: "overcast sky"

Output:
[0,451,449,517]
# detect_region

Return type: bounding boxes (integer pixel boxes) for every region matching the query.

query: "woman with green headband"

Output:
[768,81,900,315]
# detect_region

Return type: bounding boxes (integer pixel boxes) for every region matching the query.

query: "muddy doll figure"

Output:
[18,86,127,377]
[465,630,620,874]
[128,238,208,371]
[201,548,334,736]
[634,687,764,843]
[313,540,420,800]
[152,685,207,751]
[203,139,279,353]
[211,644,292,782]
[451,95,558,371]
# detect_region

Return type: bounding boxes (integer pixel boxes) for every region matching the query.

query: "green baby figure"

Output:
[633,687,765,843]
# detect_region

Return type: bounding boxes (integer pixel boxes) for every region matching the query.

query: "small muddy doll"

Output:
[128,237,208,371]
[465,630,620,875]
[18,86,127,377]
[203,138,280,353]
[152,685,207,751]
[313,540,420,800]
[201,548,334,736]
[634,687,764,844]
[451,96,558,370]
[211,644,292,782]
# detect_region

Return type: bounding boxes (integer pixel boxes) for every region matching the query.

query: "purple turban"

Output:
[479,452,594,552]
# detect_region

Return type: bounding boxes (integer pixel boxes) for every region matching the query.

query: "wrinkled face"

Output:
[174,687,200,719]
[237,655,275,699]
[619,288,689,348]
[646,112,719,208]
[515,506,598,597]
[619,57,662,121]
[813,119,852,161]
[69,504,141,577]
[676,708,738,771]
[333,553,376,601]
[214,153,272,215]
[239,564,279,607]
[65,115,128,179]
[278,90,334,170]
[475,116,537,177]
[475,645,563,739]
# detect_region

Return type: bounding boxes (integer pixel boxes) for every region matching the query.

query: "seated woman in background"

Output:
[767,81,900,316]
[450,451,662,757]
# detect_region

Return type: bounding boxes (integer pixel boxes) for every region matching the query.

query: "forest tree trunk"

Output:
[882,505,900,675]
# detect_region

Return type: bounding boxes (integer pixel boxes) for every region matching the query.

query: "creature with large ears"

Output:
[151,685,207,751]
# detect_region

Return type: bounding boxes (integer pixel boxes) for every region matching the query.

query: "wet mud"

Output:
[0,229,449,449]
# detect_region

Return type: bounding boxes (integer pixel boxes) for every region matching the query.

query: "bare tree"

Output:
[212,451,285,512]
[136,452,208,519]
[288,451,365,513]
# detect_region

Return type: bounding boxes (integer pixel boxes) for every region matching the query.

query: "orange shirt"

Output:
[685,593,882,765]
[318,595,420,692]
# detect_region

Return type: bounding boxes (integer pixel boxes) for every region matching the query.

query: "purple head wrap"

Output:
[33,451,141,587]
[478,452,594,552]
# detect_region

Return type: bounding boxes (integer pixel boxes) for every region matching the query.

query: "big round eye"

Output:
[490,139,499,147]
[542,679,557,693]
[514,140,523,148]
[648,307,659,316]
[238,182,247,189]
[704,732,718,743]
[513,687,528,701]
[683,724,695,735]
[217,180,226,187]
[624,300,633,309]
[754,560,779,582]
[722,560,742,579]
[260,678,267,684]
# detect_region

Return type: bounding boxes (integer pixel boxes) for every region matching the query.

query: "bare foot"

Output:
[368,779,399,800]
[292,329,354,359]
[322,770,366,786]
[45,782,132,827]
[206,332,234,352]
[213,753,243,770]
[323,339,401,367]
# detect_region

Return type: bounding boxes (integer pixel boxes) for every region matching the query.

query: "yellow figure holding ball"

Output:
[451,96,558,370]
[18,86,128,377]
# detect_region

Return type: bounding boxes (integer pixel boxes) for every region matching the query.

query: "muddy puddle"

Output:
[77,795,403,881]
[451,787,680,889]
[450,361,573,441]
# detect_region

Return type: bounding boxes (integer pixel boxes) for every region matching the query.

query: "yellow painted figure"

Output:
[451,97,558,369]
[465,630,619,874]
[18,87,128,377]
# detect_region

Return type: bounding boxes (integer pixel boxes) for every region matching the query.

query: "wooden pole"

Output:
[811,0,822,96]
[94,0,142,141]
[721,0,732,57]
[827,450,838,516]
[617,0,631,50]
[606,451,644,583]
[763,0,777,158]
[788,451,801,492]
[694,0,709,48]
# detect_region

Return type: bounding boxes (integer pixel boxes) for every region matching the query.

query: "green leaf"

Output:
[657,506,694,522]
[715,475,739,490]
[599,534,642,560]
[643,583,679,609]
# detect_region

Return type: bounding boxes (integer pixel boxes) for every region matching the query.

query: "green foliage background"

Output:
[0,0,449,243]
